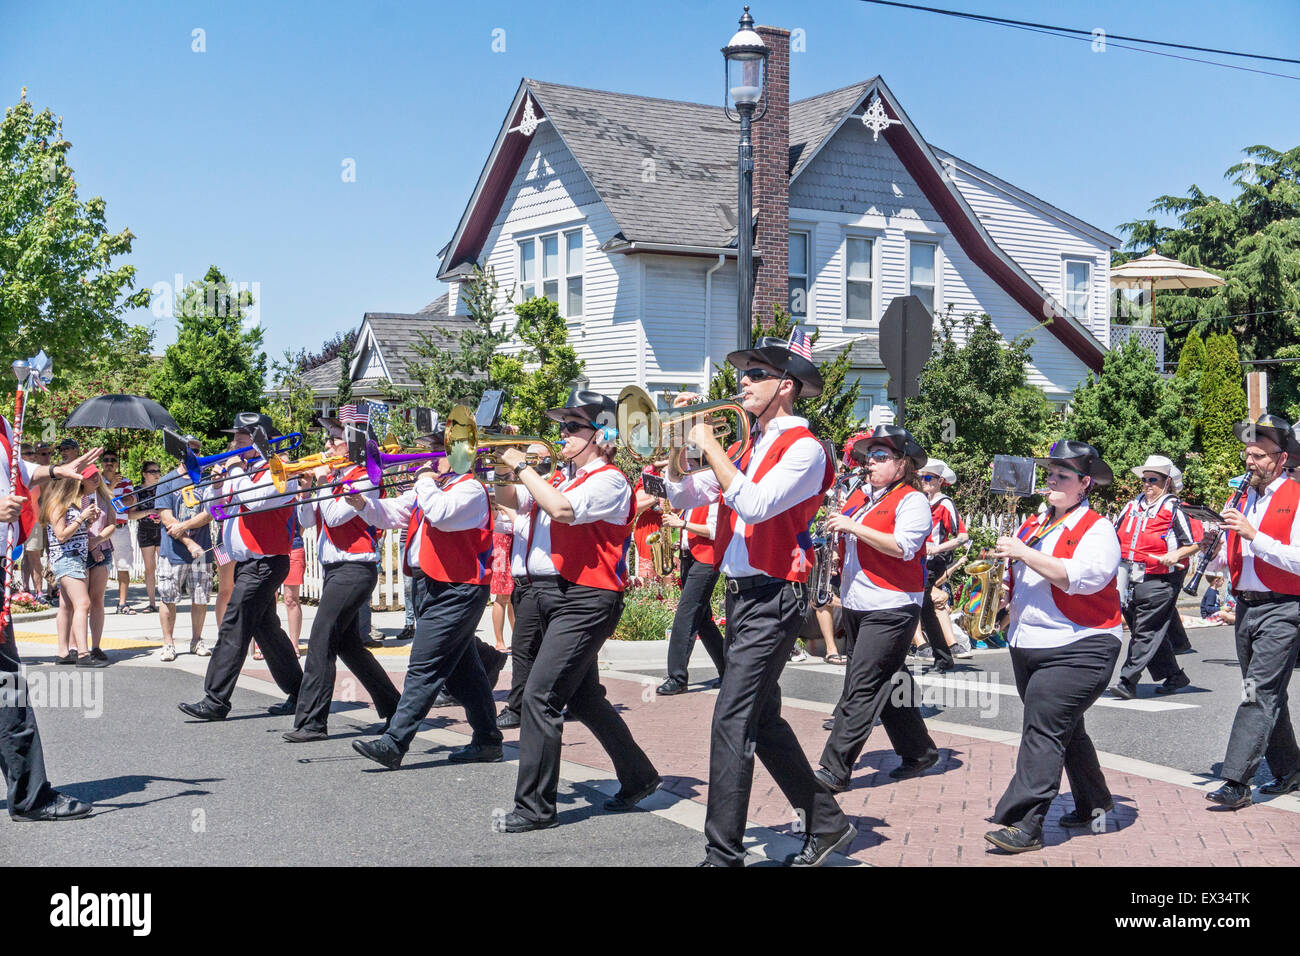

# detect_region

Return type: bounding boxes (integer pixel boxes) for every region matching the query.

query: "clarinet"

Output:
[1182,469,1250,596]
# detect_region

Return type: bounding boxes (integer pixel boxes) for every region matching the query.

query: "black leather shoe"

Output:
[1174,645,1196,655]
[931,659,954,674]
[433,689,460,708]
[1154,671,1191,695]
[814,767,849,793]
[448,743,503,763]
[485,649,507,689]
[1206,781,1251,809]
[76,654,108,668]
[1261,769,1300,796]
[494,811,558,833]
[656,677,688,696]
[352,737,403,770]
[178,699,228,721]
[282,728,327,743]
[56,652,77,665]
[9,791,93,822]
[1059,800,1114,828]
[90,647,109,662]
[496,708,521,729]
[984,825,1042,853]
[604,775,661,811]
[822,717,836,731]
[396,625,415,642]
[266,694,297,716]
[705,676,722,689]
[787,822,857,867]
[1109,682,1137,700]
[889,750,940,779]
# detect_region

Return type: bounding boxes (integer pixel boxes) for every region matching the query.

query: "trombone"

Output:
[446,405,562,485]
[616,385,751,476]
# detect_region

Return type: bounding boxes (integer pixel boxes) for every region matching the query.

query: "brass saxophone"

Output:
[812,474,851,608]
[963,490,1022,641]
[647,505,678,577]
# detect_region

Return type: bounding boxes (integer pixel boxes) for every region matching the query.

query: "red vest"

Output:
[1116,495,1182,575]
[405,473,492,585]
[318,464,381,557]
[0,424,34,546]
[929,494,959,544]
[551,464,635,591]
[1011,508,1122,630]
[852,483,928,593]
[631,478,662,568]
[714,427,833,583]
[235,468,295,557]
[686,504,715,564]
[1228,479,1300,594]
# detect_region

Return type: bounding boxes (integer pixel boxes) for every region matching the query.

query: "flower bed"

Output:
[9,591,51,614]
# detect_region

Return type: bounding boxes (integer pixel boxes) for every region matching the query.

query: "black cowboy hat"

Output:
[313,415,346,437]
[545,389,618,432]
[221,411,281,440]
[1234,413,1300,457]
[852,424,927,469]
[726,336,823,399]
[1033,439,1113,486]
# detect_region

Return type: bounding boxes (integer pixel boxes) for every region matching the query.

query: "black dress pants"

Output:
[822,605,938,780]
[0,622,53,814]
[383,574,501,755]
[992,633,1120,839]
[1221,597,1300,784]
[666,554,726,685]
[202,555,302,711]
[1119,573,1181,687]
[1167,568,1192,652]
[919,558,954,667]
[513,577,657,824]
[705,577,848,867]
[503,578,542,719]
[294,561,400,734]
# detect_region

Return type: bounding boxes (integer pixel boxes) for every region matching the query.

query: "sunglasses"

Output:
[558,420,594,435]
[921,474,939,482]
[144,469,160,475]
[1140,475,1165,485]
[866,449,900,463]
[740,367,782,383]
[102,457,118,463]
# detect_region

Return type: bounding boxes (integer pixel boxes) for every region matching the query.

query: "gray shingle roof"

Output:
[363,312,478,387]
[302,362,340,391]
[418,292,452,315]
[788,81,876,181]
[813,332,882,369]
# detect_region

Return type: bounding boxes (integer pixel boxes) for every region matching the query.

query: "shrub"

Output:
[614,579,678,641]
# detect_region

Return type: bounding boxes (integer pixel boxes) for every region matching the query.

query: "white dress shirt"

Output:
[361,474,489,569]
[841,484,933,611]
[681,501,719,554]
[666,415,826,578]
[1007,504,1122,650]
[296,471,381,565]
[1206,475,1300,589]
[516,459,630,578]
[214,457,299,563]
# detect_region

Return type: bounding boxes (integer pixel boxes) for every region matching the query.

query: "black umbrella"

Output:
[63,394,179,431]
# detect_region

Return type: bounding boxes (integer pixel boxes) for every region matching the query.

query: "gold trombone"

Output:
[266,452,353,493]
[446,405,562,486]
[616,385,751,475]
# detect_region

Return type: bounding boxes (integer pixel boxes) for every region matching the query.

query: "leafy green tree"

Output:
[1193,332,1248,500]
[905,312,1055,513]
[1065,337,1194,507]
[0,90,151,383]
[335,335,354,411]
[491,296,584,437]
[149,266,268,442]
[708,304,861,450]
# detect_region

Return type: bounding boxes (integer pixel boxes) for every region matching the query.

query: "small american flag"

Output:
[338,403,369,425]
[787,327,812,360]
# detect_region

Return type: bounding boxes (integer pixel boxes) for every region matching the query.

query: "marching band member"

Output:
[350,440,504,768]
[1166,465,1197,655]
[816,426,941,793]
[282,416,400,742]
[667,334,854,867]
[984,441,1122,853]
[1204,415,1300,808]
[656,492,724,696]
[1,411,101,821]
[179,413,303,721]
[917,458,967,671]
[1110,454,1198,699]
[491,390,659,832]
[813,442,870,674]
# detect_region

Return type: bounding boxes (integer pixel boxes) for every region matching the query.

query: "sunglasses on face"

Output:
[102,458,118,464]
[740,367,781,383]
[144,469,160,475]
[866,449,899,463]
[558,420,594,435]
[1141,475,1165,485]
[921,474,939,482]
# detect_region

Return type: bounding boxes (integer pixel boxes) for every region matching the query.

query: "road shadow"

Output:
[0,773,224,816]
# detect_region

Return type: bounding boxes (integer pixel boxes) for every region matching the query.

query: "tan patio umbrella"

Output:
[1110,251,1225,323]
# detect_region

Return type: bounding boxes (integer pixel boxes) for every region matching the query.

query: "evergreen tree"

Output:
[491,296,584,437]
[1175,328,1207,382]
[1194,332,1249,500]
[335,335,354,411]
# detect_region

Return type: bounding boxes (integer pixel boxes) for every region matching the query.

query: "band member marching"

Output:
[918,458,968,670]
[1203,415,1300,808]
[1110,454,1198,699]
[667,333,855,867]
[179,413,304,721]
[984,441,1122,853]
[491,390,660,832]
[816,426,942,793]
[350,438,505,768]
[281,416,401,742]
[656,489,725,696]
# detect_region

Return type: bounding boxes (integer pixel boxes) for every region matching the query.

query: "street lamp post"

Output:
[723,7,768,352]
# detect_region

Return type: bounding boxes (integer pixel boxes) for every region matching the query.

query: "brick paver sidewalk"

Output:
[242,662,1300,866]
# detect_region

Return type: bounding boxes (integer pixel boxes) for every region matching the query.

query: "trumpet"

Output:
[616,385,751,476]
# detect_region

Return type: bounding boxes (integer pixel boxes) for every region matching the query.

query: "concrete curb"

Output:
[10,608,56,623]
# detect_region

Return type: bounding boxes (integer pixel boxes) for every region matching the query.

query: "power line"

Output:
[857,0,1300,80]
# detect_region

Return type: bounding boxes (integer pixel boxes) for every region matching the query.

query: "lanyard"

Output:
[1018,502,1084,551]
[849,480,905,520]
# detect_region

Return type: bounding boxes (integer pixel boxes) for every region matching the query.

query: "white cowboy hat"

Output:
[1131,454,1175,480]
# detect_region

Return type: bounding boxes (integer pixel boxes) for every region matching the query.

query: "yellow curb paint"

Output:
[14,632,162,651]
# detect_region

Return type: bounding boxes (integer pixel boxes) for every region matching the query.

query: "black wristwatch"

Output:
[513,461,531,479]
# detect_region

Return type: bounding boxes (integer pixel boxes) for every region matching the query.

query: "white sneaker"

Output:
[789,645,808,663]
[953,641,973,660]
[160,644,177,662]
[190,638,211,657]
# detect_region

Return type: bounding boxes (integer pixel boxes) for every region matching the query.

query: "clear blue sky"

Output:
[4,0,1297,361]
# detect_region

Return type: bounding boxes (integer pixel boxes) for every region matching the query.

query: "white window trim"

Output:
[1061,255,1093,324]
[843,229,883,328]
[513,223,586,321]
[906,239,942,316]
[788,223,813,321]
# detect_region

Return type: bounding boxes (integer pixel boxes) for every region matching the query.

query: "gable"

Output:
[492,120,601,233]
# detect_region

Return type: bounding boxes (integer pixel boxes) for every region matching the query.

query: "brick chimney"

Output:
[751,24,790,328]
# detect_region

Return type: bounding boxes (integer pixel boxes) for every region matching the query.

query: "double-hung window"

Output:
[1063,258,1092,323]
[845,236,873,323]
[789,230,810,317]
[517,228,585,319]
[909,241,937,313]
